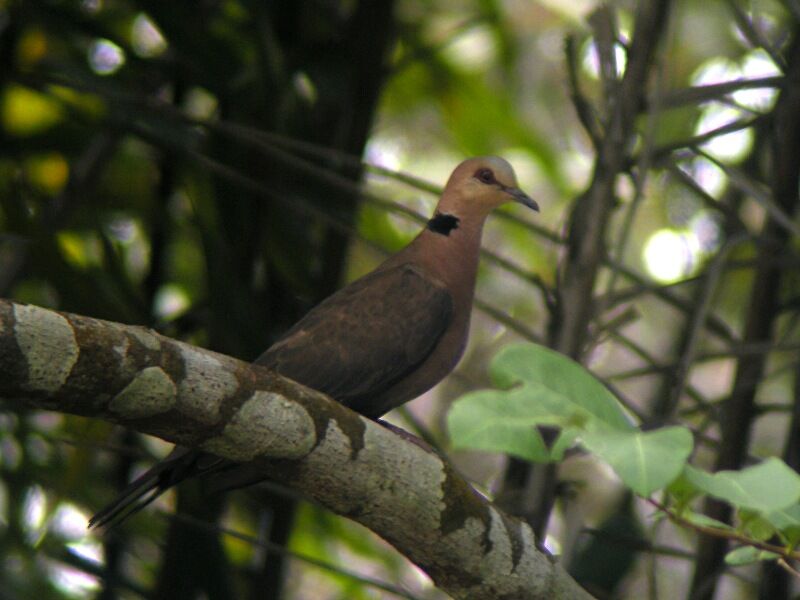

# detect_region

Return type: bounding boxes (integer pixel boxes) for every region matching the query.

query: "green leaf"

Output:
[448,343,643,462]
[683,511,735,531]
[684,459,800,513]
[447,390,551,461]
[580,427,694,496]
[489,343,634,432]
[550,429,580,461]
[666,472,701,512]
[741,515,777,542]
[764,504,800,546]
[765,503,800,530]
[724,546,780,566]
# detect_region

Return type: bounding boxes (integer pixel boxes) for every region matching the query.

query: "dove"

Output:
[90,156,538,528]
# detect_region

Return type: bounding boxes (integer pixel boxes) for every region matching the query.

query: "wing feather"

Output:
[256,264,453,412]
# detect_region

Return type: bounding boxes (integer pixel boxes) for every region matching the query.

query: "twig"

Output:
[652,234,746,422]
[645,115,765,165]
[777,558,800,580]
[663,159,744,228]
[565,34,602,147]
[723,0,785,71]
[693,147,800,238]
[647,498,800,561]
[659,76,784,108]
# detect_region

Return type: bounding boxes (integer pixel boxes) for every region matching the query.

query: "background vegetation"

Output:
[0,0,798,599]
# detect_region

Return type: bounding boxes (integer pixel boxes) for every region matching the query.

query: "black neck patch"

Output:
[427,212,460,236]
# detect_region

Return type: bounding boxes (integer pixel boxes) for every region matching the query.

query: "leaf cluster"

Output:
[449,343,800,567]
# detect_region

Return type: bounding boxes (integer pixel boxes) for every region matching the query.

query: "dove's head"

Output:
[438,156,538,218]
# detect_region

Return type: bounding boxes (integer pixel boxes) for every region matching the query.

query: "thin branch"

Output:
[651,234,746,423]
[602,48,666,301]
[647,498,800,562]
[723,0,785,71]
[603,328,711,410]
[659,76,784,108]
[664,159,744,228]
[777,558,800,580]
[565,34,602,148]
[602,259,739,343]
[474,299,544,343]
[693,147,800,238]
[646,115,765,165]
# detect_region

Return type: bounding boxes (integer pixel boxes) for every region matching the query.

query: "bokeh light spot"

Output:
[88,39,125,75]
[581,40,627,80]
[2,85,63,136]
[131,13,167,58]
[154,284,190,320]
[695,104,753,162]
[736,49,780,110]
[443,25,496,71]
[24,152,69,194]
[643,229,697,283]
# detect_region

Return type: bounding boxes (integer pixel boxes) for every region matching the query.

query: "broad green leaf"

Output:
[580,427,693,496]
[684,459,800,513]
[724,546,780,566]
[447,390,551,461]
[490,343,634,432]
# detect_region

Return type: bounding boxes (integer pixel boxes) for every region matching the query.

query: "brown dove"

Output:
[90,156,538,528]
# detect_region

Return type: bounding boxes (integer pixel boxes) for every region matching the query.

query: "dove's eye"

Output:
[475,168,496,184]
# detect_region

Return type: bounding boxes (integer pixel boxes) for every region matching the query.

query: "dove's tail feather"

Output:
[89,447,225,529]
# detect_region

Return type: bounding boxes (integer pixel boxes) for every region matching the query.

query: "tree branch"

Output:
[0,298,593,600]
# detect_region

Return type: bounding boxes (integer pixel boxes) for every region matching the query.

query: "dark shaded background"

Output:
[1,1,799,599]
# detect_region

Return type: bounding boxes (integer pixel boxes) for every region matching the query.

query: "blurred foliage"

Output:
[0,0,799,599]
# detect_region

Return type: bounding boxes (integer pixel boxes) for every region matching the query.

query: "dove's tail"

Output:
[89,447,224,529]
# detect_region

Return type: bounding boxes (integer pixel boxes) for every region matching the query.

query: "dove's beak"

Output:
[504,186,539,212]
